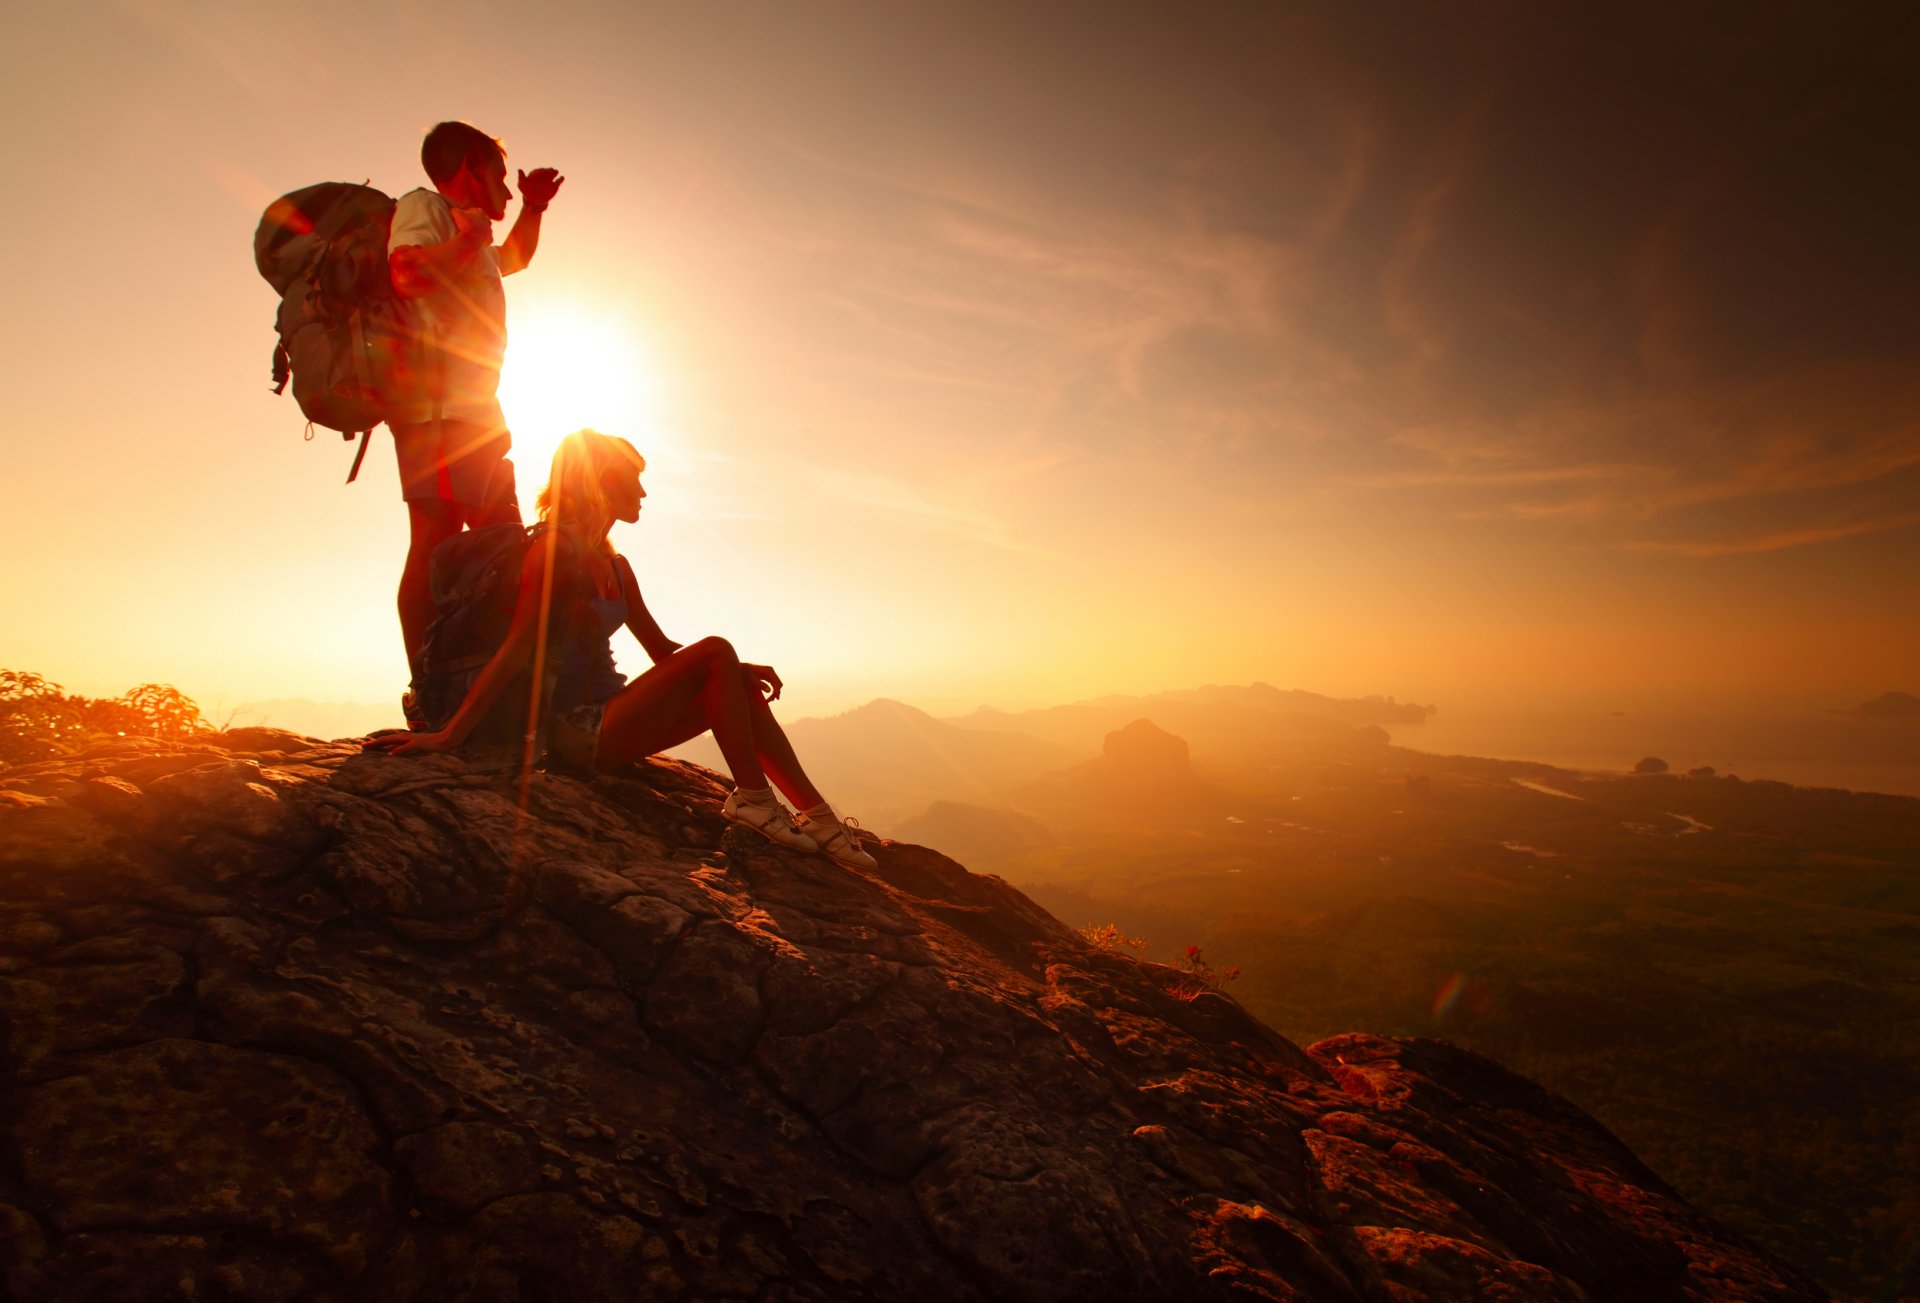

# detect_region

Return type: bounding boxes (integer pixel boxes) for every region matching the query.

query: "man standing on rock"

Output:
[387,120,563,717]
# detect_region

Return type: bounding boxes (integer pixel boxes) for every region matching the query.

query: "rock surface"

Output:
[0,733,1824,1301]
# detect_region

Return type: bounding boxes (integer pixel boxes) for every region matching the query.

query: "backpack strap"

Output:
[344,429,373,483]
[343,308,376,484]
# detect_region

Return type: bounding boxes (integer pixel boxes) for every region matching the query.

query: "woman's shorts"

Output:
[545,703,605,772]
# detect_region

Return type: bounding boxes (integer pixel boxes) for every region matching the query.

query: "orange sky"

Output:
[4,1,1916,727]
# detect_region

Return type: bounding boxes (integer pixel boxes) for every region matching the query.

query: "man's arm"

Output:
[390,204,492,299]
[498,167,564,277]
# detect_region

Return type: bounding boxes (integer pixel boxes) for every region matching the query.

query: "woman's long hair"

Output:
[536,429,646,555]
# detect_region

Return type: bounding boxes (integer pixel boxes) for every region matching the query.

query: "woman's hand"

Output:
[743,663,783,702]
[363,728,457,756]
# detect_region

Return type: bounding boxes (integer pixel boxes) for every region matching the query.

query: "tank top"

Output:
[550,553,631,712]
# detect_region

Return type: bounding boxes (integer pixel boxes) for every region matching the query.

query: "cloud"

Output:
[1651,426,1920,513]
[1353,359,1920,544]
[741,7,1920,568]
[1616,508,1920,559]
[1379,83,1503,382]
[799,465,1037,555]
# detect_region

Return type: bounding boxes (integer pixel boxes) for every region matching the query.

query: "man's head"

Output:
[421,121,511,221]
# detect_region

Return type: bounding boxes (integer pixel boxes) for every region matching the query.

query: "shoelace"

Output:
[735,795,797,831]
[822,815,868,849]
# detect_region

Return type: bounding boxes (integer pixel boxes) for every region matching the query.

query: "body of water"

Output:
[1393,706,1920,799]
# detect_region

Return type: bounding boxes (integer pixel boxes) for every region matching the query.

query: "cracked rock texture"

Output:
[0,732,1824,1301]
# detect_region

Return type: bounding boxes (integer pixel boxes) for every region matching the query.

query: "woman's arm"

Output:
[616,555,683,664]
[367,535,558,754]
[614,554,782,700]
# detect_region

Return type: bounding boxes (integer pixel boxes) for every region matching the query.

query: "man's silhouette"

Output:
[387,120,562,698]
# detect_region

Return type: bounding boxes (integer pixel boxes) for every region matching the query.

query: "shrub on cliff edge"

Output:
[0,670,208,766]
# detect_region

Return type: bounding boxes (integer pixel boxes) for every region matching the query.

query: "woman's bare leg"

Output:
[740,683,825,810]
[596,637,763,784]
[595,662,826,809]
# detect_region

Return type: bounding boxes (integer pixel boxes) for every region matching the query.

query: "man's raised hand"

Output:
[518,167,564,211]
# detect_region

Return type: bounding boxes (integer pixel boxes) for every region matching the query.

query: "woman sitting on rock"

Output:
[367,428,875,870]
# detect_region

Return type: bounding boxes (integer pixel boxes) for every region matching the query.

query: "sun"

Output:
[496,303,663,479]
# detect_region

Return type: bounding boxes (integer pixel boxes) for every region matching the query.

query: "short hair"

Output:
[421,121,505,186]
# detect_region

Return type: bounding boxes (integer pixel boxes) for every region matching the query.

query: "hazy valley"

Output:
[681,683,1920,1300]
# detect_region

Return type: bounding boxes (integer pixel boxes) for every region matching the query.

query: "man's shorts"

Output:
[391,418,516,510]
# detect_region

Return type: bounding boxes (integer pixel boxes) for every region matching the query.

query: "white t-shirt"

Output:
[388,187,508,431]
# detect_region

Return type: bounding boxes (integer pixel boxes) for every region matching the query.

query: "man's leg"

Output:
[400,499,461,672]
[391,420,463,675]
[461,453,522,529]
[445,427,522,530]
[393,419,519,677]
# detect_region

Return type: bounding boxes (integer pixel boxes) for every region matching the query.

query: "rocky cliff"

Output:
[0,732,1823,1301]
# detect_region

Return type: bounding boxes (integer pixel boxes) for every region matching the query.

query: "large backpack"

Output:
[254,182,421,482]
[412,524,587,746]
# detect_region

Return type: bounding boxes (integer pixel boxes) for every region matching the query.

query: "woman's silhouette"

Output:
[368,429,874,869]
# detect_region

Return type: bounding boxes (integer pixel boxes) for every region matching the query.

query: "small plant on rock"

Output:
[1168,945,1241,1002]
[1079,922,1148,954]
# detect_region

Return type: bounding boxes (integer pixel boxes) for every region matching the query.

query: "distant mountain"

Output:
[670,698,1073,832]
[1847,691,1920,719]
[1103,717,1195,780]
[894,719,1250,862]
[670,686,1408,832]
[1014,718,1237,830]
[1169,682,1433,723]
[945,682,1410,761]
[890,800,1055,868]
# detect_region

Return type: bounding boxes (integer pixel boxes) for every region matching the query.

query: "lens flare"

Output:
[497,304,662,480]
[1431,972,1469,1019]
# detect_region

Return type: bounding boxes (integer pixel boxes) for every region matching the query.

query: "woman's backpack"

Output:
[254,182,422,482]
[411,524,589,746]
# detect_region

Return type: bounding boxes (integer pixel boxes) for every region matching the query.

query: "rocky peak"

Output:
[1849,690,1920,719]
[0,733,1822,1300]
[1101,718,1191,779]
[835,697,930,722]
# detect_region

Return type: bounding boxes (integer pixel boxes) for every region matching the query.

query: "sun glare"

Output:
[497,305,663,479]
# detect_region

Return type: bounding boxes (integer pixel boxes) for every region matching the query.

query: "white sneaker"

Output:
[799,812,877,871]
[722,788,818,852]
